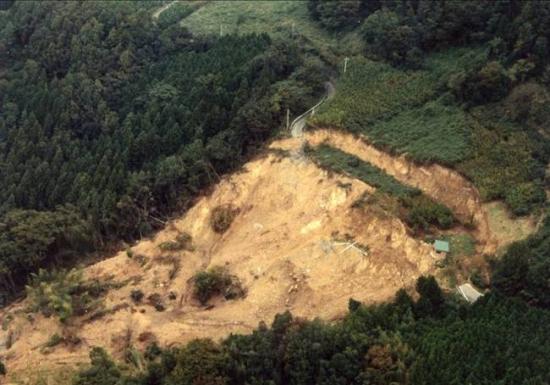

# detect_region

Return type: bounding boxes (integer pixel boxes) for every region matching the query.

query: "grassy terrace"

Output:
[180,1,363,59]
[307,143,419,199]
[182,1,330,42]
[310,48,485,160]
[310,47,547,215]
[307,144,455,232]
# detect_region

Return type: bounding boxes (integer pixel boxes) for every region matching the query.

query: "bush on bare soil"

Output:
[158,232,195,252]
[192,266,246,305]
[130,289,144,304]
[402,195,455,233]
[210,205,240,234]
[147,293,165,312]
[25,268,108,323]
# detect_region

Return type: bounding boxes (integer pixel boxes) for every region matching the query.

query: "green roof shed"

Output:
[434,240,450,253]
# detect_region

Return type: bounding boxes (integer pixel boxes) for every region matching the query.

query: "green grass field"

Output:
[177,2,546,215]
[309,46,547,215]
[180,1,363,59]
[311,57,438,129]
[363,100,472,165]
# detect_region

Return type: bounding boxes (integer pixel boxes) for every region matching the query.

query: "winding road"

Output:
[291,81,335,138]
[152,1,178,20]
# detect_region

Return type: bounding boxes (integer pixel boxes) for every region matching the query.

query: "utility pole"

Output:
[286,108,290,130]
[343,57,350,74]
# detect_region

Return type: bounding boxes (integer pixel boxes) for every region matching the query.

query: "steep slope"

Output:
[303,130,496,251]
[0,135,440,378]
[0,130,537,381]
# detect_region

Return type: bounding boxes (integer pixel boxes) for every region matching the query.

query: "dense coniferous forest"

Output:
[0,0,549,383]
[66,1,550,384]
[0,1,325,296]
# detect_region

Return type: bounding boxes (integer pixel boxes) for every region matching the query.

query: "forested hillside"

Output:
[0,1,325,296]
[69,1,550,384]
[0,0,549,384]
[311,0,550,216]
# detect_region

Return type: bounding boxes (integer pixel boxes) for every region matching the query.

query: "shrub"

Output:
[504,182,546,216]
[144,341,162,361]
[159,232,194,252]
[193,266,245,305]
[504,82,550,127]
[210,205,240,234]
[0,360,5,376]
[449,61,510,106]
[308,144,455,232]
[168,339,228,385]
[147,293,165,312]
[130,289,144,304]
[403,196,455,232]
[470,270,489,289]
[44,333,63,348]
[25,269,111,322]
[73,347,120,385]
[457,122,547,215]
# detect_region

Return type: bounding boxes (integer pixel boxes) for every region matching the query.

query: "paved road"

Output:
[152,1,178,20]
[291,81,335,138]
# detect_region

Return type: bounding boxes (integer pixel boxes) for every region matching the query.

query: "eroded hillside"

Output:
[0,130,537,381]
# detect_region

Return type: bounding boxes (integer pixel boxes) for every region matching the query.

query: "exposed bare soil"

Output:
[302,129,500,252]
[0,130,536,383]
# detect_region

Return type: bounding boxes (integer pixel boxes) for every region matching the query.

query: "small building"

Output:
[433,239,450,253]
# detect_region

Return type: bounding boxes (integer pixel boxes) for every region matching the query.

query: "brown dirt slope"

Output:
[0,131,536,383]
[303,129,498,251]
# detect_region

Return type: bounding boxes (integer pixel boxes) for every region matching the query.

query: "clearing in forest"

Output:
[0,129,536,381]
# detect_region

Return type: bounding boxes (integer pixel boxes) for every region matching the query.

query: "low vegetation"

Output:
[308,144,454,233]
[156,2,198,29]
[158,232,194,252]
[192,266,246,305]
[446,234,477,260]
[491,213,550,308]
[25,269,105,323]
[180,0,350,57]
[359,100,472,165]
[73,275,550,385]
[209,205,240,234]
[307,143,418,198]
[311,47,549,216]
[311,57,438,128]
[25,269,125,323]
